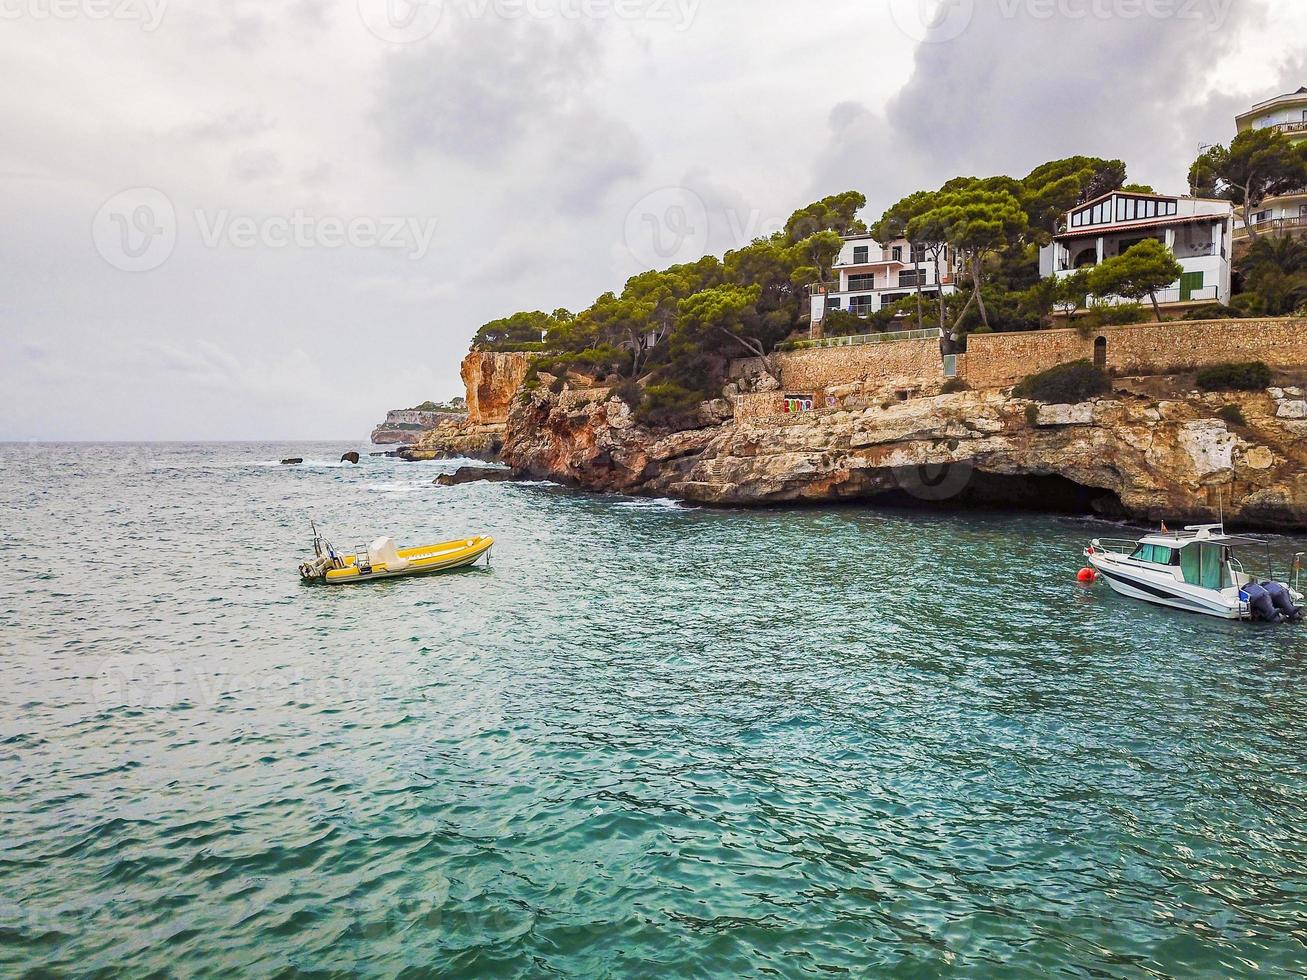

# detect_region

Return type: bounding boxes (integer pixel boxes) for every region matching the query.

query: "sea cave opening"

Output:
[866,468,1125,518]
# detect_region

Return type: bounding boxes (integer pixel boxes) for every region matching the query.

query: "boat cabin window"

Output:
[1130,544,1177,565]
[1180,543,1230,590]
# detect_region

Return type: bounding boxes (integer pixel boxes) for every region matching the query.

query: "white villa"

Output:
[810,234,960,327]
[1039,191,1235,310]
[1234,87,1307,242]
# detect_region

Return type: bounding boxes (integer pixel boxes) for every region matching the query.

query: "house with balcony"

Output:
[1039,192,1234,311]
[809,234,960,328]
[1233,86,1307,242]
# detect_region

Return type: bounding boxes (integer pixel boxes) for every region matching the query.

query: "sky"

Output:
[1,0,1305,440]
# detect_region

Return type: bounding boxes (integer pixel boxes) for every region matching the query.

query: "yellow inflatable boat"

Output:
[299,523,493,585]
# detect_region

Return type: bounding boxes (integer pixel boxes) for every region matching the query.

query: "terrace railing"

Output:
[1269,121,1307,136]
[793,328,938,350]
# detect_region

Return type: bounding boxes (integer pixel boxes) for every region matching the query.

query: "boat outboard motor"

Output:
[1240,582,1282,622]
[1262,581,1303,622]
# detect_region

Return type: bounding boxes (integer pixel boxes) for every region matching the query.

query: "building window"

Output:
[891,245,903,261]
[852,245,869,263]
[899,269,925,287]
[911,244,927,264]
[849,296,875,315]
[1253,210,1271,224]
[847,273,876,291]
[825,297,840,310]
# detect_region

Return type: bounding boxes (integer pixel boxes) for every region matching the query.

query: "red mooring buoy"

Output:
[1077,568,1098,584]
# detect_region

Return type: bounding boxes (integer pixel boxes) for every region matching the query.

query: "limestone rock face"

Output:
[500,386,1307,529]
[405,352,531,461]
[463,352,530,426]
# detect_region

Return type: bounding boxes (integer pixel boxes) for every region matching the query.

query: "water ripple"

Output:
[1,442,1305,975]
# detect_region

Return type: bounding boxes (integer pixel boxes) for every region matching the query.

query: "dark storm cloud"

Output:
[374,14,607,162]
[811,0,1296,213]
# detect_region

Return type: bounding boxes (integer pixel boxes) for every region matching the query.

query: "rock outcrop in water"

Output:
[434,465,516,487]
[499,382,1307,529]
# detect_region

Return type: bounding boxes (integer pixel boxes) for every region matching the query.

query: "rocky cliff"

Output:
[371,409,464,445]
[403,352,531,461]
[501,381,1307,529]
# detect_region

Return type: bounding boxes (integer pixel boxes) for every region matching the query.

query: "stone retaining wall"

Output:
[730,318,1307,395]
[964,318,1307,388]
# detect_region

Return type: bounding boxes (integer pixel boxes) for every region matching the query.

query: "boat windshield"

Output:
[1180,543,1231,590]
[1130,544,1177,565]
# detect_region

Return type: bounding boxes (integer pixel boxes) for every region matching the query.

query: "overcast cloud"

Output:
[1,0,1304,440]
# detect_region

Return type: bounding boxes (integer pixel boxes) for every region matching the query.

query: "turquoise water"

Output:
[2,442,1305,976]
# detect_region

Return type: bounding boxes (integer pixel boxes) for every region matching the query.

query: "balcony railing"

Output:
[1268,120,1307,136]
[793,328,938,350]
[1234,214,1307,238]
[1086,286,1219,307]
[833,253,920,268]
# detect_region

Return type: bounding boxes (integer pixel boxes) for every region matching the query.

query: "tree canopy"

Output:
[1189,129,1307,240]
[472,309,572,350]
[1086,239,1184,321]
[1021,156,1127,240]
[1237,236,1307,315]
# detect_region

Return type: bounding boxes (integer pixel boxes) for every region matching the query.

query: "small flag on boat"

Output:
[1161,521,1169,533]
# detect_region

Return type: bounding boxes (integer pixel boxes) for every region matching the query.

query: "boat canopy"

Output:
[1137,525,1269,550]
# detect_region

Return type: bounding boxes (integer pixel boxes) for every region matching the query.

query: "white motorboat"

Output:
[1085,524,1304,621]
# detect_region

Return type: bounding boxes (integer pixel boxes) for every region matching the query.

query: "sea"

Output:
[1,442,1304,976]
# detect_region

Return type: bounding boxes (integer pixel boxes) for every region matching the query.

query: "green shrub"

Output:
[611,378,642,407]
[1083,303,1149,328]
[1195,361,1271,392]
[1182,303,1243,321]
[1229,292,1264,316]
[940,378,969,394]
[1217,404,1247,426]
[477,341,552,353]
[821,309,870,337]
[636,381,703,428]
[1013,360,1111,404]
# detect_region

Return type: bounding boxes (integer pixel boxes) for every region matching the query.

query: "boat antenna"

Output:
[1217,485,1224,534]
